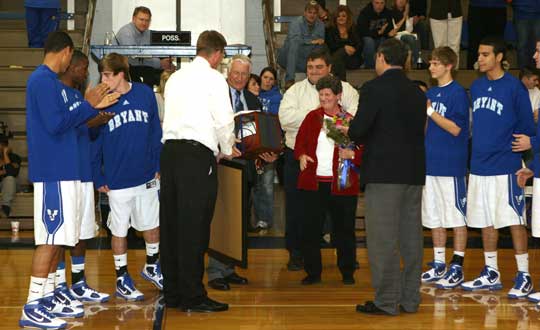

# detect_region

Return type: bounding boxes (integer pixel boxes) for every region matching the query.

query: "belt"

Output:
[166,139,213,155]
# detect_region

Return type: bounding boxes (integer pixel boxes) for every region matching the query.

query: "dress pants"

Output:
[364,183,423,315]
[283,148,303,258]
[301,182,357,277]
[160,140,217,306]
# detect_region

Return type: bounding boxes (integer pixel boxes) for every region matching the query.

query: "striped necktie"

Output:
[234,89,244,112]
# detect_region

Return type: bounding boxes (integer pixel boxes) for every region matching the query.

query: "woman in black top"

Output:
[325,5,362,81]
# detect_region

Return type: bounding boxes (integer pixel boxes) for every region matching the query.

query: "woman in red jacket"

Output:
[294,75,363,285]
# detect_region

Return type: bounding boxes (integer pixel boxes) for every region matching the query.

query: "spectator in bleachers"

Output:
[24,0,60,48]
[356,0,393,69]
[115,6,175,88]
[259,67,282,115]
[409,0,429,50]
[520,66,540,123]
[466,1,508,70]
[512,1,540,68]
[429,0,463,67]
[315,0,331,28]
[390,0,419,67]
[0,138,21,218]
[325,5,362,81]
[277,1,325,88]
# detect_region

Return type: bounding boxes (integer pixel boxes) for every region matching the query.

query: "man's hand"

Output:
[3,146,10,155]
[160,58,175,71]
[94,92,121,110]
[516,168,534,188]
[155,172,160,180]
[259,152,278,163]
[299,154,314,171]
[344,45,356,56]
[97,185,110,193]
[218,146,242,162]
[311,39,325,45]
[378,22,388,35]
[512,134,531,152]
[86,112,114,128]
[85,83,110,108]
[338,148,355,160]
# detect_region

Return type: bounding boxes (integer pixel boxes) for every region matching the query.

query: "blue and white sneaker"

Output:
[421,261,446,283]
[141,263,163,291]
[116,273,144,301]
[508,271,534,299]
[461,266,503,291]
[528,291,540,303]
[20,300,67,329]
[436,263,464,289]
[42,293,84,318]
[55,283,83,308]
[71,278,110,303]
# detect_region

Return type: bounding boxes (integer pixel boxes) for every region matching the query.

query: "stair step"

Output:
[0,48,42,67]
[0,87,25,108]
[0,67,33,87]
[0,19,25,29]
[0,109,26,132]
[0,193,34,219]
[0,29,84,48]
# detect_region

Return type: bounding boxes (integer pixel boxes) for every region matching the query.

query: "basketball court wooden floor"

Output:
[1,248,540,329]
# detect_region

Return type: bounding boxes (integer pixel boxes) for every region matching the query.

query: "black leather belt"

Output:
[166,139,213,154]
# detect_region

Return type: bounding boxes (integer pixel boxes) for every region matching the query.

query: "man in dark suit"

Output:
[206,55,277,291]
[347,38,426,315]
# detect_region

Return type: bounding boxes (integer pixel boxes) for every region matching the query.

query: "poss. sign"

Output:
[150,31,191,45]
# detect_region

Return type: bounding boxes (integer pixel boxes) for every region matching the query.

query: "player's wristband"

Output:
[426,106,435,117]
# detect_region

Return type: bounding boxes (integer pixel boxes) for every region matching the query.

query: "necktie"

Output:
[235,90,244,112]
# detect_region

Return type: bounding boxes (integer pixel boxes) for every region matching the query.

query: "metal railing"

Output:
[81,0,97,56]
[262,0,277,69]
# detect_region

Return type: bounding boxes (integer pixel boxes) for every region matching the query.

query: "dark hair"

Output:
[316,75,342,94]
[98,53,130,80]
[44,31,74,55]
[260,66,278,81]
[133,6,151,17]
[249,74,261,86]
[70,50,88,65]
[377,38,409,67]
[519,65,540,79]
[430,46,458,70]
[196,30,227,57]
[307,48,331,66]
[479,36,507,65]
[332,5,353,30]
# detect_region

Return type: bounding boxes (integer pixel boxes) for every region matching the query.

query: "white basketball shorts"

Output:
[467,174,526,229]
[79,182,98,240]
[107,178,160,237]
[34,181,82,247]
[422,175,467,228]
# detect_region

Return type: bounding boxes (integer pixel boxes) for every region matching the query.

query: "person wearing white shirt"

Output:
[520,66,540,123]
[160,30,240,313]
[278,49,359,271]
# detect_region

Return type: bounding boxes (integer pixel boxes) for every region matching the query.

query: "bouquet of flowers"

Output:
[324,112,356,190]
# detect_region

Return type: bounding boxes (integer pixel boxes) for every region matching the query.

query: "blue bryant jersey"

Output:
[26,65,96,182]
[470,72,535,175]
[62,84,93,182]
[425,81,470,176]
[91,82,162,190]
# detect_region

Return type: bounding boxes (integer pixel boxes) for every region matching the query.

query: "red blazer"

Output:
[294,107,363,196]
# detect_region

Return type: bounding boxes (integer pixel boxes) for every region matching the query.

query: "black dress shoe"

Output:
[208,278,230,291]
[342,274,355,285]
[355,301,393,315]
[287,256,304,271]
[224,272,248,285]
[301,275,321,285]
[181,297,228,313]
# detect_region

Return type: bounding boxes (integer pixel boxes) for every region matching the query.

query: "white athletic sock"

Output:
[515,253,529,273]
[484,251,498,270]
[453,251,465,257]
[434,247,445,264]
[55,261,66,286]
[113,253,128,271]
[27,276,46,303]
[146,242,159,257]
[44,273,55,296]
[71,256,85,274]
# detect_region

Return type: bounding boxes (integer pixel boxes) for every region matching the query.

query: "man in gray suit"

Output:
[347,38,426,315]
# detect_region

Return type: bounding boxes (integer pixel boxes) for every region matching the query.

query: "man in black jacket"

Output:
[356,0,393,69]
[348,38,426,315]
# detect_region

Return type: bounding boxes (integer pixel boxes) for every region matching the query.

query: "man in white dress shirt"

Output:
[160,30,240,313]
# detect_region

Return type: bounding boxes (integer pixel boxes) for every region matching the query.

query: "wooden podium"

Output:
[208,159,248,268]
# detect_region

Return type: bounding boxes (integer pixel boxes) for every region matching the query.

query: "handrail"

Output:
[261,0,277,70]
[81,0,97,56]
